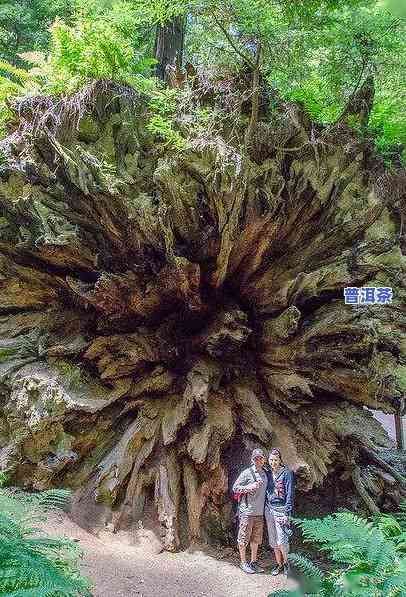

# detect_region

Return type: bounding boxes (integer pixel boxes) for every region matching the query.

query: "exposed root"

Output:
[10,79,141,142]
[0,75,405,549]
[361,446,406,490]
[352,466,380,514]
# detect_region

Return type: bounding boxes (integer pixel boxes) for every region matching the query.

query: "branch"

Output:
[210,11,254,68]
[244,42,262,153]
[335,58,367,124]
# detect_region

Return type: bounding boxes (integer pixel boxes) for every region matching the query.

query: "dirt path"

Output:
[42,512,294,597]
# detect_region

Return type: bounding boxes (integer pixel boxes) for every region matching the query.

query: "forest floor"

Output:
[41,511,294,597]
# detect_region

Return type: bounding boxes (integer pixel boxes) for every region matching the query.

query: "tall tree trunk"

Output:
[154,16,185,81]
[0,78,405,551]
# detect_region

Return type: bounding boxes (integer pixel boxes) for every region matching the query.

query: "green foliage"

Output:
[0,0,404,160]
[0,488,91,596]
[374,502,406,554]
[269,509,406,597]
[0,0,74,66]
[0,488,72,519]
[0,1,190,148]
[0,60,31,85]
[146,114,187,149]
[41,3,156,94]
[187,0,406,161]
[140,84,188,149]
[133,0,186,25]
[0,471,9,488]
[273,2,406,161]
[0,72,21,138]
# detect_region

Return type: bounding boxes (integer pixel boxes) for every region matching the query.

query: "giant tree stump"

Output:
[0,78,405,550]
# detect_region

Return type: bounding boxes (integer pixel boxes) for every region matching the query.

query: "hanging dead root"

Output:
[360,446,406,490]
[352,465,381,514]
[350,445,406,515]
[9,79,142,142]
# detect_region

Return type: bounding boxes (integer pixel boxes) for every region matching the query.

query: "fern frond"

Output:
[0,75,21,95]
[35,488,72,511]
[0,60,29,85]
[0,489,91,596]
[322,583,347,597]
[268,591,305,597]
[375,513,403,538]
[393,502,406,532]
[399,502,406,513]
[381,558,406,596]
[0,488,72,521]
[297,511,398,572]
[288,552,325,583]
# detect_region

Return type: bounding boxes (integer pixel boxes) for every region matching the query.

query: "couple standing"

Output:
[232,447,294,576]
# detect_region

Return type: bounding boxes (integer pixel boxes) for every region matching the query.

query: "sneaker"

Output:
[271,565,283,576]
[240,562,255,574]
[283,563,290,576]
[250,561,264,573]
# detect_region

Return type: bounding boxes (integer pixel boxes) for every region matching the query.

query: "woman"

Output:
[265,448,294,577]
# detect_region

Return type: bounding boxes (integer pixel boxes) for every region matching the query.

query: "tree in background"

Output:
[185,0,406,162]
[154,16,185,80]
[0,0,74,65]
[0,0,405,158]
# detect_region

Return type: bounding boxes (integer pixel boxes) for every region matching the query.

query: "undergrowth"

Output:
[0,486,91,596]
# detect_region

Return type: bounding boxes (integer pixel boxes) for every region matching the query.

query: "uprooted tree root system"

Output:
[0,75,405,550]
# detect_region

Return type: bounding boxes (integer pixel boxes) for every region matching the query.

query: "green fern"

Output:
[269,589,303,597]
[0,61,30,86]
[374,503,406,555]
[296,511,397,573]
[0,488,91,596]
[270,509,406,597]
[288,552,325,583]
[0,488,71,520]
[0,471,9,488]
[146,114,188,150]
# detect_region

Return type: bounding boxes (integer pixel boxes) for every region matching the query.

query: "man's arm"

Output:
[233,469,256,494]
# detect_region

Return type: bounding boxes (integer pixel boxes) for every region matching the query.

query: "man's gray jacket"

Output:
[232,466,268,516]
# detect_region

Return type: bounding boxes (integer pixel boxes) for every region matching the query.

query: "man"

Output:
[232,448,268,574]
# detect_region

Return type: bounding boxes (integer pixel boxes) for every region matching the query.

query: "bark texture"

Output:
[0,77,405,550]
[154,17,185,81]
